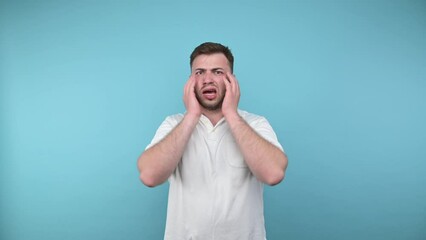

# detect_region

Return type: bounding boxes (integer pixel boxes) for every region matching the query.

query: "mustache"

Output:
[201,82,216,88]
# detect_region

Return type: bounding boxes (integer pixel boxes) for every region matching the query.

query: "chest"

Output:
[179,125,250,182]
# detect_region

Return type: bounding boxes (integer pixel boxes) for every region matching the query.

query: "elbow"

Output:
[264,154,288,186]
[139,170,162,188]
[264,169,285,186]
[137,153,162,188]
[138,161,161,188]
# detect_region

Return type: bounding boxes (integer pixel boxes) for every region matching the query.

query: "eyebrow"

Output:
[194,68,225,72]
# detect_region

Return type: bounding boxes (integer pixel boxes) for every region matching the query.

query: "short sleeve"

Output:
[250,117,285,153]
[145,114,183,150]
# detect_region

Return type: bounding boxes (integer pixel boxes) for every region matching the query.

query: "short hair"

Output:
[190,42,234,72]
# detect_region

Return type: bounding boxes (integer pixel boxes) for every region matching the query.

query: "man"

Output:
[137,42,288,240]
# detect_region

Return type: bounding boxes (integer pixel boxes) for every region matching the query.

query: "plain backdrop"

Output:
[1,0,425,239]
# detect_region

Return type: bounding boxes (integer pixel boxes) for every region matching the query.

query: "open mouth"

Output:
[202,88,217,100]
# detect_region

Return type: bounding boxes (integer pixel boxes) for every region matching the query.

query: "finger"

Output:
[189,75,198,97]
[224,72,233,91]
[184,76,191,96]
[233,74,240,96]
[226,72,238,94]
[223,76,231,92]
[184,74,195,97]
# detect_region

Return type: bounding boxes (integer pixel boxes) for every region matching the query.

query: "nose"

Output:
[202,71,214,85]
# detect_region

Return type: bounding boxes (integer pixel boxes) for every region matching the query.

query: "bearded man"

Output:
[137,42,288,240]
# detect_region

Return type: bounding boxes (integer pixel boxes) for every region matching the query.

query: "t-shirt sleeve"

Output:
[145,115,182,150]
[250,117,285,152]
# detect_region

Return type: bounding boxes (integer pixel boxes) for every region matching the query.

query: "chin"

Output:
[201,100,223,111]
[196,92,224,111]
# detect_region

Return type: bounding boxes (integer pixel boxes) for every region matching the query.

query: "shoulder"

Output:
[158,113,184,128]
[165,113,184,122]
[238,109,284,151]
[238,109,267,125]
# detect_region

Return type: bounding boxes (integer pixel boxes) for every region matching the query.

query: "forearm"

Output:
[138,113,199,187]
[225,113,288,185]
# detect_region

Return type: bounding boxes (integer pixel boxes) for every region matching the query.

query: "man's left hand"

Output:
[222,72,240,118]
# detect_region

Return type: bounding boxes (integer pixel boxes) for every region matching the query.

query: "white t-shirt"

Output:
[147,110,284,240]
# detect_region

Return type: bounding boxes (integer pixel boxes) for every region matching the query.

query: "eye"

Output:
[214,70,224,75]
[195,70,203,75]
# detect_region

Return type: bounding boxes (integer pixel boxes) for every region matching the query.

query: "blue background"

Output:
[1,0,425,239]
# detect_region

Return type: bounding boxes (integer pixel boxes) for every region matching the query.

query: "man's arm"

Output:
[137,75,201,187]
[225,114,288,185]
[222,73,288,185]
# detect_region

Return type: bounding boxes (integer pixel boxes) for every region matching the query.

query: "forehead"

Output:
[192,53,230,71]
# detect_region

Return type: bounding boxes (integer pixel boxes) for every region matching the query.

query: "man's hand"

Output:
[183,74,202,118]
[222,72,240,118]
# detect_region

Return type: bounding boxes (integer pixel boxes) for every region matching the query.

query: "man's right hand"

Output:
[183,74,202,119]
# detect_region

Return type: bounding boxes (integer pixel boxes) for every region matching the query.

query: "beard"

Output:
[195,88,225,111]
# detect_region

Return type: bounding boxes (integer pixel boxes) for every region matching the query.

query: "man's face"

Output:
[191,53,231,111]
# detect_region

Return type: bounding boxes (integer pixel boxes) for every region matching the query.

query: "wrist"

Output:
[184,112,201,125]
[224,110,241,125]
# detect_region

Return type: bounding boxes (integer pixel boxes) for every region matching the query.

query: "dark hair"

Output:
[190,42,234,72]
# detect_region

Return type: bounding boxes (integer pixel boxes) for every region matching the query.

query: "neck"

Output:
[201,108,224,126]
